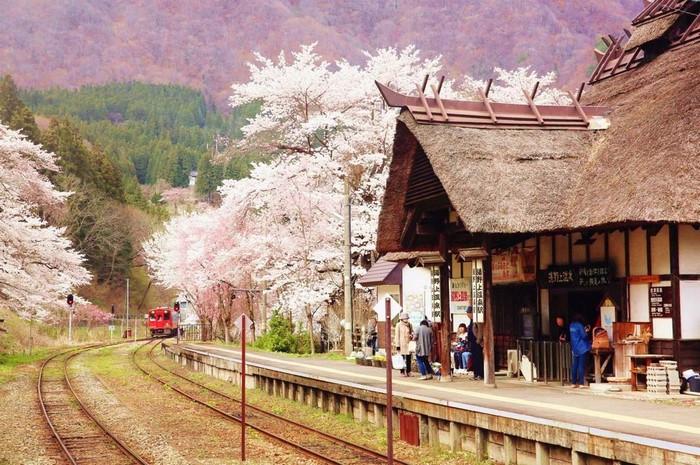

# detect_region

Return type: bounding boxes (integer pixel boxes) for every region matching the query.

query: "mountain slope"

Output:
[0,0,642,107]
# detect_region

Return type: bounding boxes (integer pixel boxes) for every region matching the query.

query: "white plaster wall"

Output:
[679,225,700,274]
[652,318,673,339]
[571,232,586,264]
[681,281,700,339]
[555,234,569,265]
[609,231,626,278]
[590,233,605,262]
[629,283,650,322]
[539,236,552,270]
[650,225,670,275]
[629,228,647,276]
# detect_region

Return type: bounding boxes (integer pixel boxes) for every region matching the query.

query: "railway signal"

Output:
[234,313,254,462]
[67,294,74,344]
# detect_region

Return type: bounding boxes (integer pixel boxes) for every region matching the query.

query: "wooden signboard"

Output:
[471,260,484,323]
[649,286,673,318]
[538,263,611,289]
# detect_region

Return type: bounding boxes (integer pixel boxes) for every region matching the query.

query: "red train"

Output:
[147,306,179,337]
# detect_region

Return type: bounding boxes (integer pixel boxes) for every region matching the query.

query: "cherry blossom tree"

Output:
[0,124,91,319]
[461,66,567,104]
[145,45,569,347]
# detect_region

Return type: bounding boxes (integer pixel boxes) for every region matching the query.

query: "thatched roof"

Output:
[572,41,700,228]
[624,12,680,50]
[377,41,700,254]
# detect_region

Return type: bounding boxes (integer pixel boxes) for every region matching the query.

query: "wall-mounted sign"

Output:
[449,277,471,314]
[471,260,484,323]
[492,246,536,284]
[649,286,673,318]
[538,263,611,289]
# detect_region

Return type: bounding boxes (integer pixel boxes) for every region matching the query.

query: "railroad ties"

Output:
[38,346,150,465]
[133,340,406,465]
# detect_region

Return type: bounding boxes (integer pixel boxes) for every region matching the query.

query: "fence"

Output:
[516,338,572,384]
[178,323,213,342]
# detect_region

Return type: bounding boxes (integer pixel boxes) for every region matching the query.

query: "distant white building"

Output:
[188,170,197,187]
[175,293,199,325]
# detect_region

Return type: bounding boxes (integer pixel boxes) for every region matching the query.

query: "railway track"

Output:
[38,343,151,465]
[133,340,411,465]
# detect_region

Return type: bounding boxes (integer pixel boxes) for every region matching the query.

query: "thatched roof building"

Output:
[377,33,699,255]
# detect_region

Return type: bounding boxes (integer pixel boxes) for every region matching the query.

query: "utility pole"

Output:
[125,278,130,339]
[343,178,353,355]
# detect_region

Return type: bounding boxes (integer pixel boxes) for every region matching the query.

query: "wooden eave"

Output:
[376,82,609,131]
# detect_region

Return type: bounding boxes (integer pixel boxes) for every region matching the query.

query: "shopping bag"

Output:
[408,341,417,353]
[391,354,405,370]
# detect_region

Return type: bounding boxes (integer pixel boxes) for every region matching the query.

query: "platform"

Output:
[168,342,700,464]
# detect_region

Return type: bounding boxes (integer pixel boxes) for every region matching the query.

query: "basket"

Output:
[591,327,611,350]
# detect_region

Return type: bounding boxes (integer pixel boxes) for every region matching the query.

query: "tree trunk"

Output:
[307,306,315,354]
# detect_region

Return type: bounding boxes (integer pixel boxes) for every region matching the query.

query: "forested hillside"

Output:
[0,75,173,311]
[0,0,641,107]
[22,83,259,193]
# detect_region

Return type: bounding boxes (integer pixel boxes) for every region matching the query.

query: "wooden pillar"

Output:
[309,388,318,408]
[344,396,353,417]
[483,241,496,386]
[373,404,383,427]
[439,233,452,381]
[670,223,681,362]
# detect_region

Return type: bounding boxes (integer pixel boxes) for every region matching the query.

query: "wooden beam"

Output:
[415,84,434,121]
[576,82,585,101]
[530,81,540,100]
[484,78,493,98]
[421,74,429,93]
[439,233,452,382]
[431,84,449,121]
[567,90,590,124]
[679,14,700,43]
[478,88,498,124]
[625,47,643,70]
[437,75,445,94]
[400,208,417,249]
[522,89,544,124]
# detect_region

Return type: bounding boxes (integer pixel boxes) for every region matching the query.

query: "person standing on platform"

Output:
[555,316,569,343]
[466,307,484,380]
[395,312,414,377]
[569,313,591,388]
[414,320,433,380]
[366,316,378,355]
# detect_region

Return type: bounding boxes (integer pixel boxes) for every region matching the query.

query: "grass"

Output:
[0,349,53,384]
[153,349,490,465]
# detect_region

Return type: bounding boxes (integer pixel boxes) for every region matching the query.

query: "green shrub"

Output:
[254,310,311,354]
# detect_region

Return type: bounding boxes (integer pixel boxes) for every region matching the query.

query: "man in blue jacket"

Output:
[569,314,591,388]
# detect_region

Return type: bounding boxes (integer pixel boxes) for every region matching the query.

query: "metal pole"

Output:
[241,321,247,461]
[385,297,394,465]
[343,178,353,355]
[68,304,73,345]
[126,278,130,339]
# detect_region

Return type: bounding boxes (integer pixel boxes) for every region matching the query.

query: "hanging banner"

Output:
[430,266,442,322]
[492,246,536,284]
[471,260,484,323]
[450,277,471,314]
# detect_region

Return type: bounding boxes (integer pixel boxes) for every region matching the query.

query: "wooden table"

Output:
[628,354,671,391]
[592,348,614,384]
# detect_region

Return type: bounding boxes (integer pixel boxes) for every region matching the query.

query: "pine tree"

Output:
[0,74,40,143]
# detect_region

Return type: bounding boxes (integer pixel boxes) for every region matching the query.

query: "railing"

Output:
[516,338,572,384]
[178,323,213,342]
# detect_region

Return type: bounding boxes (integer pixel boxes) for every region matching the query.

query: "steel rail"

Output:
[133,341,410,465]
[38,340,151,465]
[147,342,412,465]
